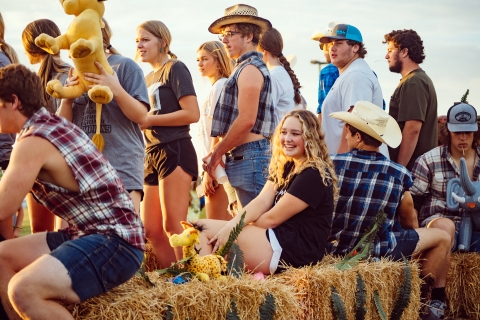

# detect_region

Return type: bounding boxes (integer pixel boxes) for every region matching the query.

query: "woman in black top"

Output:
[196,110,337,274]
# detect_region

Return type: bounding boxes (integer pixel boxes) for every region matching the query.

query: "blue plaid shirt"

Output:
[317,63,339,114]
[211,51,275,138]
[329,149,412,257]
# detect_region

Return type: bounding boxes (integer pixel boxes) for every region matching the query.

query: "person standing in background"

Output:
[0,12,24,241]
[384,29,438,171]
[258,27,303,126]
[311,21,340,123]
[197,41,234,220]
[136,20,199,267]
[22,19,71,233]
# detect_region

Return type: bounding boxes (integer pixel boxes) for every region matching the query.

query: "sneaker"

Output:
[420,300,446,320]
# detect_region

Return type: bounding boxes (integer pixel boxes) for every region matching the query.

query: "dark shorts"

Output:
[47,232,143,302]
[390,229,420,261]
[144,139,198,185]
[0,160,9,171]
[126,189,144,202]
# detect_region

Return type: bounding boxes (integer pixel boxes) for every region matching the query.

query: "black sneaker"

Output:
[420,300,446,320]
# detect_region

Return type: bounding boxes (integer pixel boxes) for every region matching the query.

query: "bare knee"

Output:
[429,218,455,235]
[8,273,34,314]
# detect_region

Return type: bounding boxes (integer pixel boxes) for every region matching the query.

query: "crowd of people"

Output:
[0,3,476,319]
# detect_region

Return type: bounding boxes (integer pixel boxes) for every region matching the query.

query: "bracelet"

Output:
[12,226,22,230]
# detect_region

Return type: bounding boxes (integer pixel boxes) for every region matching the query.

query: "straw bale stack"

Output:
[68,255,422,319]
[446,252,480,319]
[279,255,421,320]
[66,271,299,320]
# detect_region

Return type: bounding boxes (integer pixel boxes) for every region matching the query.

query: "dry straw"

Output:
[446,252,480,319]
[67,252,422,319]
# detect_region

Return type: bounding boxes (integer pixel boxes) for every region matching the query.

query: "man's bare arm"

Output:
[397,191,419,229]
[206,65,263,177]
[397,120,422,167]
[0,138,45,221]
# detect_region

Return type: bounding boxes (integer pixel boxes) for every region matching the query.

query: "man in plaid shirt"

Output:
[203,5,276,210]
[0,64,145,319]
[328,101,451,319]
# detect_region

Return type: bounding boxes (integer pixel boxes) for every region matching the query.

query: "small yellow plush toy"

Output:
[169,221,227,282]
[35,0,113,152]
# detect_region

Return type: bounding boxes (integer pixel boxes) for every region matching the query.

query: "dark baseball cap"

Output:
[447,103,478,132]
[319,24,363,44]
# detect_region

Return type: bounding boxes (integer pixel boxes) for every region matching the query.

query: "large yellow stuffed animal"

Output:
[35,0,113,151]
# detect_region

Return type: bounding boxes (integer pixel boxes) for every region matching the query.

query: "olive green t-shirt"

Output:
[388,69,438,171]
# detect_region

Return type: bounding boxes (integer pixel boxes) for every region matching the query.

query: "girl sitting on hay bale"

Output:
[196,109,337,275]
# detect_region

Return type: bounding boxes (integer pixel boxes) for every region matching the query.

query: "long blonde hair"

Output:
[270,109,338,196]
[102,18,120,55]
[197,41,233,79]
[0,12,20,64]
[136,20,177,84]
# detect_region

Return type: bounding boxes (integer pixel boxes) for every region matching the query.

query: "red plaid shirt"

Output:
[19,108,145,250]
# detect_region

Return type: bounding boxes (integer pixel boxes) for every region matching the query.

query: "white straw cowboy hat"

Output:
[329,101,402,148]
[208,4,272,34]
[311,21,343,49]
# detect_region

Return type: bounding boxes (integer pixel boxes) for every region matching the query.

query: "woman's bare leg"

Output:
[26,194,55,233]
[205,185,231,221]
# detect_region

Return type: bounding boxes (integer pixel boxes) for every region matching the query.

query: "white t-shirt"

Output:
[198,78,227,158]
[270,66,297,126]
[321,58,388,157]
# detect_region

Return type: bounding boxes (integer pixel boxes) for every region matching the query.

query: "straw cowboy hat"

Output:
[208,4,272,34]
[311,21,343,49]
[329,101,402,148]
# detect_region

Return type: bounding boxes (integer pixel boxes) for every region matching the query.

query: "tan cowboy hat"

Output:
[329,101,402,148]
[285,54,297,68]
[208,4,272,34]
[311,22,343,49]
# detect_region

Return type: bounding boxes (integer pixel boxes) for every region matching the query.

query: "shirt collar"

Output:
[236,51,263,65]
[19,107,49,138]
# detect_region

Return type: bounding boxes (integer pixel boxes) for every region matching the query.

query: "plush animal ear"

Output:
[181,221,193,230]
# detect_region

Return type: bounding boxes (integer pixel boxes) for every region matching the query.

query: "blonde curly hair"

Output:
[269,109,338,197]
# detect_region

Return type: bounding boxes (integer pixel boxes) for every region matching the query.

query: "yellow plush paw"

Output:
[46,79,63,99]
[196,273,210,282]
[88,85,113,104]
[70,38,94,58]
[34,33,59,54]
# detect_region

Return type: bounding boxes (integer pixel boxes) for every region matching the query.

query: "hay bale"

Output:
[67,257,421,319]
[279,256,421,320]
[67,272,299,320]
[446,252,480,319]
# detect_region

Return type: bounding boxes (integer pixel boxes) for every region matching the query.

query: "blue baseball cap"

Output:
[319,24,363,44]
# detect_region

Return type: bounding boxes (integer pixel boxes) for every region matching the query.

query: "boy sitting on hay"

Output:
[0,64,144,320]
[328,101,451,320]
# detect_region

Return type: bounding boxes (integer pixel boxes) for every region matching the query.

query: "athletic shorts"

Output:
[144,139,198,185]
[47,232,143,302]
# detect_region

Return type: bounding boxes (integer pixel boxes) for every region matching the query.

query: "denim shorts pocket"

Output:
[101,243,142,291]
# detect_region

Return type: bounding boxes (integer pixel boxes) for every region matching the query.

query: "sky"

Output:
[2,0,480,150]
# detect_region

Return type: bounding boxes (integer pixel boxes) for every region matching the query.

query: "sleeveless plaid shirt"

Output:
[19,108,145,250]
[211,51,275,138]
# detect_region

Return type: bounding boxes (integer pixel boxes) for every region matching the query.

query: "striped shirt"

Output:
[329,149,412,257]
[211,51,275,138]
[19,108,145,250]
[411,145,480,227]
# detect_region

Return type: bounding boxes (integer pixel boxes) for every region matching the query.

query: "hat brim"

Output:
[329,111,402,148]
[319,35,347,43]
[208,15,272,34]
[311,31,325,41]
[447,123,479,132]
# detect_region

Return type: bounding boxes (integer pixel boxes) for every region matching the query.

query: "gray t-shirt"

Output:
[0,52,11,68]
[71,54,150,189]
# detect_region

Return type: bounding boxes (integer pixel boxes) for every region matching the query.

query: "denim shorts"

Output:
[47,232,144,302]
[390,229,420,261]
[225,139,271,208]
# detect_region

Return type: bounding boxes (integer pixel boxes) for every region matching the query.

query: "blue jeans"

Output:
[48,232,143,301]
[225,139,271,208]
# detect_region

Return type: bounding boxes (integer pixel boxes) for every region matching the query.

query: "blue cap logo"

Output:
[455,111,472,122]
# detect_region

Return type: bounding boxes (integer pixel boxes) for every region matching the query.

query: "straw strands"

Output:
[446,252,480,319]
[280,256,421,320]
[66,254,422,319]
